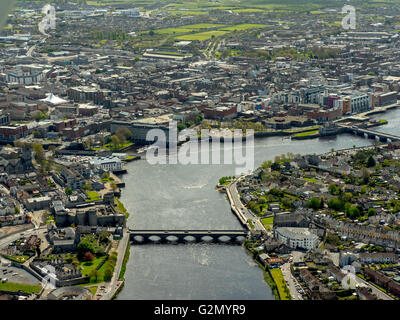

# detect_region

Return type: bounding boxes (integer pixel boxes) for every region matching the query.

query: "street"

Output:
[281,262,303,300]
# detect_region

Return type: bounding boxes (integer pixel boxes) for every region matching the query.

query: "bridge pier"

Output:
[129,230,248,245]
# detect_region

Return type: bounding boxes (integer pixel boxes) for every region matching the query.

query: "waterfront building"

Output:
[89,156,123,172]
[274,227,319,251]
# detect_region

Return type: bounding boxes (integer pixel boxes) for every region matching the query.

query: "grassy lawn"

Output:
[92,141,133,152]
[270,269,291,300]
[152,28,194,35]
[80,256,106,277]
[88,286,97,296]
[181,23,227,29]
[220,24,269,31]
[124,155,136,161]
[247,219,255,229]
[232,8,265,13]
[154,51,187,56]
[115,197,129,218]
[175,30,228,41]
[0,282,42,294]
[303,177,318,183]
[261,217,274,230]
[292,130,319,138]
[169,10,208,15]
[119,245,130,281]
[86,191,101,202]
[283,126,319,134]
[5,255,31,263]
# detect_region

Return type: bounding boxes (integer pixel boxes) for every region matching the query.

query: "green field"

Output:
[270,269,291,300]
[261,216,274,230]
[0,282,42,294]
[80,256,106,276]
[115,197,129,218]
[153,28,194,34]
[180,23,227,29]
[232,8,265,13]
[292,130,319,138]
[168,10,208,15]
[154,51,187,56]
[175,30,228,41]
[86,191,101,202]
[220,24,269,31]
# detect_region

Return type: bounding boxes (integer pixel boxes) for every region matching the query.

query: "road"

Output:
[100,230,129,300]
[355,275,394,300]
[227,177,270,235]
[281,262,303,300]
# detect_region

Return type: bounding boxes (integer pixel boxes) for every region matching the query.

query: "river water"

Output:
[116,108,400,300]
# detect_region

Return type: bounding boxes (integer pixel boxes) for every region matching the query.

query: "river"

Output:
[115,109,400,300]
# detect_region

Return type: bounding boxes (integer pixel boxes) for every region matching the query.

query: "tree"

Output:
[89,269,98,282]
[261,160,273,170]
[84,251,94,262]
[77,236,96,259]
[65,187,72,195]
[99,231,110,244]
[346,204,361,219]
[271,162,281,171]
[177,123,185,132]
[368,208,376,217]
[102,172,109,180]
[360,167,370,184]
[367,156,376,168]
[104,268,112,282]
[308,197,322,210]
[328,184,340,195]
[328,198,344,211]
[33,143,45,164]
[111,135,121,151]
[116,126,132,144]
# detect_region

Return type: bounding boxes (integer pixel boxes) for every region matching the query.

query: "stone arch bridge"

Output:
[128,229,249,244]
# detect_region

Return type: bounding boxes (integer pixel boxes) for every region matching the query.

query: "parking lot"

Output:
[0,260,41,286]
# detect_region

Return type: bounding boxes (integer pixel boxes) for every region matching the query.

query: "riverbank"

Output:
[243,242,290,300]
[292,118,390,141]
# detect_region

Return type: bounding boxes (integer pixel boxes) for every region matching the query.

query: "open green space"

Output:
[86,191,101,202]
[181,23,227,29]
[292,130,319,138]
[4,254,31,263]
[91,141,133,152]
[261,217,274,230]
[220,24,269,31]
[0,282,42,294]
[232,8,265,13]
[80,256,106,276]
[115,197,129,218]
[175,30,228,41]
[270,268,291,300]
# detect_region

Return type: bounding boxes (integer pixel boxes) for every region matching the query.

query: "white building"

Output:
[4,65,46,85]
[274,227,319,250]
[89,157,123,172]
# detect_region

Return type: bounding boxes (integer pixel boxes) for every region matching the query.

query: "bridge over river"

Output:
[338,124,400,142]
[128,229,249,244]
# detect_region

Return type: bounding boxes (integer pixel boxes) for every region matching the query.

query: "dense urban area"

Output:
[0,0,399,301]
